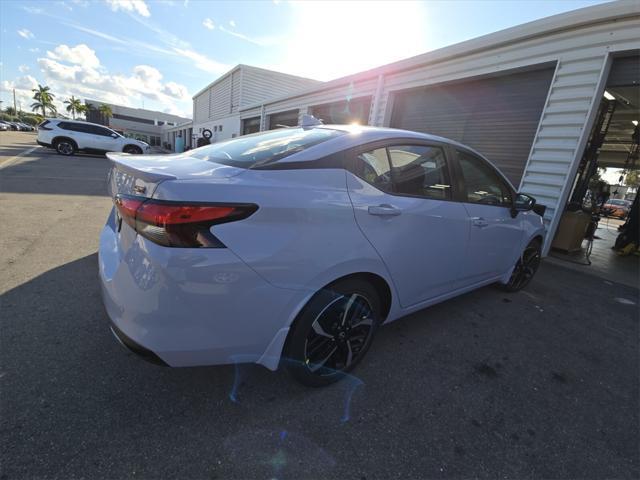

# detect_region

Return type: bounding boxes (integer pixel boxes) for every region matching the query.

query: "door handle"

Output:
[368,204,402,216]
[472,217,489,227]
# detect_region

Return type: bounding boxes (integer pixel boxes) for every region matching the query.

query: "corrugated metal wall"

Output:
[241,67,319,107]
[518,19,639,253]
[193,66,319,125]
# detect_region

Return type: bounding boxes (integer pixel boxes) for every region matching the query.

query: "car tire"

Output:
[502,239,542,292]
[54,138,76,156]
[284,278,381,387]
[123,145,143,154]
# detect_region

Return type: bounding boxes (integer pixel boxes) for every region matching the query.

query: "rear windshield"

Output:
[189,127,344,168]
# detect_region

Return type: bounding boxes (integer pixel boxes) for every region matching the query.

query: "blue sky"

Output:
[1,0,610,118]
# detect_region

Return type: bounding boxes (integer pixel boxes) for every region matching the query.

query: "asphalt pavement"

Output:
[1,133,639,479]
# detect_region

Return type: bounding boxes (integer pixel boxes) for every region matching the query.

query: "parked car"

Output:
[5,122,20,131]
[603,198,632,218]
[0,121,8,131]
[37,119,150,155]
[99,122,545,386]
[16,122,34,131]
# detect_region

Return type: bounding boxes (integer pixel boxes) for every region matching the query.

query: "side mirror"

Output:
[511,193,536,217]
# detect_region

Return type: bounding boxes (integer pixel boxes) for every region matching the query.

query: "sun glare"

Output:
[285,1,428,80]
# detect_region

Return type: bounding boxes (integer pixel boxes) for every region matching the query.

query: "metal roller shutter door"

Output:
[607,52,639,87]
[310,97,372,125]
[390,66,555,185]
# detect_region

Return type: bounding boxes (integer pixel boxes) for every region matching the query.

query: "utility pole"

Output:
[13,89,17,114]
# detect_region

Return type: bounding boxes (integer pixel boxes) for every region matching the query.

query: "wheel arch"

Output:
[323,272,392,320]
[257,270,394,372]
[52,136,77,148]
[123,144,143,153]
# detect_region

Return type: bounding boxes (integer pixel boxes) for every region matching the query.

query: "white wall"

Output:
[193,115,241,142]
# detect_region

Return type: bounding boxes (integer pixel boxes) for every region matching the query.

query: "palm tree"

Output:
[64,96,82,120]
[76,103,88,119]
[98,103,113,121]
[31,84,56,117]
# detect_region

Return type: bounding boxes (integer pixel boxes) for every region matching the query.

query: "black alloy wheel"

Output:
[504,240,541,292]
[55,139,76,156]
[286,279,381,386]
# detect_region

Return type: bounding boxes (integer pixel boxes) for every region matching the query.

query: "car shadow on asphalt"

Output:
[1,253,638,479]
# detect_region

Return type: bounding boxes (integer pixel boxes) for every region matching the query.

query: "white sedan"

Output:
[99,121,545,386]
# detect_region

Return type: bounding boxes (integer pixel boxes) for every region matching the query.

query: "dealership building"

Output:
[85,99,190,148]
[189,1,639,257]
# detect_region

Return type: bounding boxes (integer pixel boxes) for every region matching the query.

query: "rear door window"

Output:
[352,148,393,192]
[456,150,512,206]
[388,145,451,199]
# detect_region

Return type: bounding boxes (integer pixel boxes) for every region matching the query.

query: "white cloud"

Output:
[162,81,189,100]
[23,6,43,14]
[18,65,30,73]
[56,1,73,11]
[17,29,34,39]
[228,19,236,27]
[29,47,40,53]
[46,44,100,69]
[172,48,228,74]
[71,0,90,5]
[63,21,228,75]
[1,75,39,92]
[24,44,192,115]
[203,18,215,30]
[218,26,279,47]
[105,0,150,17]
[1,75,40,112]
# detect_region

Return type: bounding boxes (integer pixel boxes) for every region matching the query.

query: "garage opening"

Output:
[268,109,299,129]
[241,116,261,135]
[310,97,372,125]
[549,52,639,287]
[390,65,556,186]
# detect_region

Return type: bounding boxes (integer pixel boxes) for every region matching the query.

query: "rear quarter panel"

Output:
[153,169,396,298]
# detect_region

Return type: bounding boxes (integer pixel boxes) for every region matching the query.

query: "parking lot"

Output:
[1,132,639,479]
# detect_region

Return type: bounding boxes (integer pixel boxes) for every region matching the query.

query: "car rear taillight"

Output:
[114,195,257,248]
[38,120,53,130]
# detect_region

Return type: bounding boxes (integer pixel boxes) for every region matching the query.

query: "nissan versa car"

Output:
[37,119,150,156]
[99,120,545,386]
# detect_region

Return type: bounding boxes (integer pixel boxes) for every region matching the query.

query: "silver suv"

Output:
[37,119,150,156]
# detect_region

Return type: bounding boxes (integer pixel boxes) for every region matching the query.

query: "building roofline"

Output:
[191,64,322,100]
[239,64,322,84]
[191,65,242,99]
[84,98,190,121]
[239,0,638,112]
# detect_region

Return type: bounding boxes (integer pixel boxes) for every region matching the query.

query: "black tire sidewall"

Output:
[124,145,142,154]
[503,239,542,292]
[285,278,381,387]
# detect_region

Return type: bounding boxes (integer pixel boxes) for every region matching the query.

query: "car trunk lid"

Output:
[106,152,245,198]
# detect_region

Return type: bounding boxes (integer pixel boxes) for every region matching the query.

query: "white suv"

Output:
[37,119,150,156]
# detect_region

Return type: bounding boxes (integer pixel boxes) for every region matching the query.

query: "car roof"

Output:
[275,124,517,191]
[48,118,109,128]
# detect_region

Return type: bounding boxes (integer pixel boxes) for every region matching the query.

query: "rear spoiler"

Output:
[106,152,177,183]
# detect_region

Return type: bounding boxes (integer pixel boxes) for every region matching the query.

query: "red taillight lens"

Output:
[114,195,257,248]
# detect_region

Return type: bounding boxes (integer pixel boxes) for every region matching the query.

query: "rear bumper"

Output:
[109,321,167,366]
[98,208,301,369]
